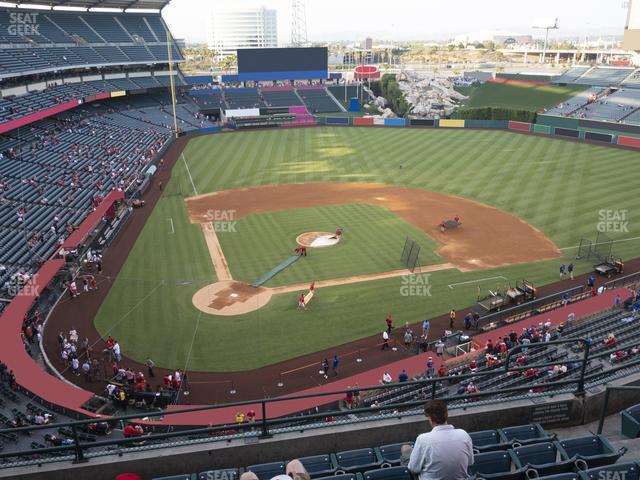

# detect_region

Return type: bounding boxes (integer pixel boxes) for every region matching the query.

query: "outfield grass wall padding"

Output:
[439,119,465,128]
[384,118,406,127]
[554,127,580,138]
[537,115,579,129]
[508,121,532,132]
[325,117,350,125]
[617,135,640,148]
[353,117,374,126]
[533,124,552,135]
[409,119,435,127]
[463,120,509,129]
[584,131,613,143]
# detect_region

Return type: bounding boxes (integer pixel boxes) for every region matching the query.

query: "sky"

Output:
[162,0,628,44]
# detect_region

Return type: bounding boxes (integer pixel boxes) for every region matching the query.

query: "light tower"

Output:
[291,0,308,46]
[532,17,559,63]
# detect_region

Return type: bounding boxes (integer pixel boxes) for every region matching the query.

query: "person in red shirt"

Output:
[525,368,539,377]
[516,355,526,366]
[246,409,256,423]
[298,293,306,310]
[437,365,447,377]
[385,314,393,334]
[485,339,494,354]
[123,424,143,438]
[309,282,315,292]
[468,360,477,372]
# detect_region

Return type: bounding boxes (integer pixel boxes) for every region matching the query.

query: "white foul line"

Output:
[559,235,640,251]
[181,152,198,196]
[448,276,507,289]
[168,217,175,234]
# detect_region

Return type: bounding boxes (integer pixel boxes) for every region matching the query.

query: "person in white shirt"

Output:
[401,400,473,480]
[381,372,392,384]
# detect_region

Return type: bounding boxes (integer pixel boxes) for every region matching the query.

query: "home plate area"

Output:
[296,231,341,248]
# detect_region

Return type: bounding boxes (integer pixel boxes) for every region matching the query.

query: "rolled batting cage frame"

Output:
[400,237,421,272]
[593,231,614,262]
[575,238,593,260]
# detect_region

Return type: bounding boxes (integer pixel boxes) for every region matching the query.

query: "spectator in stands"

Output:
[381,372,392,384]
[398,369,409,382]
[401,400,473,480]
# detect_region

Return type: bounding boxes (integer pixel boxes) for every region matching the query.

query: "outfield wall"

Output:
[314,114,640,149]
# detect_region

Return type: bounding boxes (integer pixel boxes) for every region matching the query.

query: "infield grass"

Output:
[218,203,443,286]
[94,127,640,372]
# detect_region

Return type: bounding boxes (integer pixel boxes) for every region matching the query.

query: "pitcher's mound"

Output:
[192,281,273,316]
[297,231,340,248]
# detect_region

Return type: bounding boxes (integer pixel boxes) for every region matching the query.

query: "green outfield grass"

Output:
[458,82,586,111]
[95,127,640,372]
[218,204,443,287]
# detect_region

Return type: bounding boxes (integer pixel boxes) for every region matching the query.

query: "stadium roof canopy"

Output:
[9,0,171,10]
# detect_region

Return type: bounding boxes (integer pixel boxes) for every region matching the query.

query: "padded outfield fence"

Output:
[314,114,640,149]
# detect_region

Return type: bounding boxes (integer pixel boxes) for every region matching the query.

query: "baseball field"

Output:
[93,126,640,373]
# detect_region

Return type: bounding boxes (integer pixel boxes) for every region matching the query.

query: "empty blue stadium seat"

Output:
[579,462,640,480]
[377,441,413,466]
[363,466,411,480]
[470,429,509,453]
[246,462,286,480]
[499,424,556,446]
[556,435,627,469]
[509,442,574,476]
[198,469,239,480]
[621,404,640,438]
[468,450,529,480]
[297,454,338,478]
[335,448,383,473]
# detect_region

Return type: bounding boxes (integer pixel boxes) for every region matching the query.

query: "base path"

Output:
[185,183,560,271]
[201,223,232,281]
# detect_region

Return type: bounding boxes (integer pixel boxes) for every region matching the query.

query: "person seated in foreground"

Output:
[239,458,310,480]
[400,400,473,480]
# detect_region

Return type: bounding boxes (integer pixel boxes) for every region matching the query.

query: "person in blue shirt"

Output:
[560,264,566,279]
[398,369,409,382]
[331,355,340,376]
[567,263,574,280]
[588,275,596,288]
[562,292,570,307]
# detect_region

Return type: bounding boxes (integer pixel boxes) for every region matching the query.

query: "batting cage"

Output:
[593,232,613,262]
[575,238,593,260]
[401,237,421,272]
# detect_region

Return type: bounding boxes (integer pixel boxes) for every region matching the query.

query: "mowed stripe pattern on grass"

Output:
[94,127,640,371]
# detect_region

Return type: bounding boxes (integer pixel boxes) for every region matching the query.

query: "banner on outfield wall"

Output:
[409,119,436,127]
[325,117,350,125]
[464,120,509,129]
[533,124,551,135]
[584,131,613,143]
[537,115,579,129]
[353,117,374,126]
[384,118,406,127]
[617,135,640,148]
[508,121,532,132]
[439,119,465,128]
[554,127,580,138]
[110,90,126,98]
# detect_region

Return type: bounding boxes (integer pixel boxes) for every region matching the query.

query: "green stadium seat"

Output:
[377,442,413,466]
[362,466,411,480]
[621,404,640,438]
[498,423,556,446]
[335,448,384,474]
[468,450,530,480]
[509,442,574,476]
[470,429,509,453]
[555,435,627,469]
[246,462,286,480]
[198,469,239,480]
[579,462,640,480]
[297,454,339,478]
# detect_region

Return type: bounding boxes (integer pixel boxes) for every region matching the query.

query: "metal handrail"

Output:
[596,385,640,434]
[0,339,591,464]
